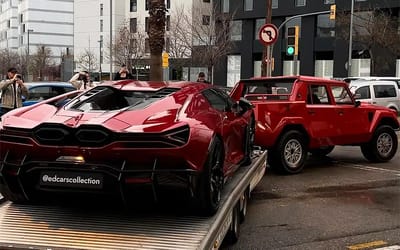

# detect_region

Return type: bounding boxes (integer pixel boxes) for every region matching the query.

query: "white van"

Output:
[349,80,400,113]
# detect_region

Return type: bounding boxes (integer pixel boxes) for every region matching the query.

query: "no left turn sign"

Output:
[258,23,279,46]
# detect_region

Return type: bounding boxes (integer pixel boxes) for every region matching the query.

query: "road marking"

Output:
[347,240,387,250]
[346,164,400,176]
[373,246,400,250]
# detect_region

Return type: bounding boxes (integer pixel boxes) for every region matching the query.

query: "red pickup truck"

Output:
[231,75,399,174]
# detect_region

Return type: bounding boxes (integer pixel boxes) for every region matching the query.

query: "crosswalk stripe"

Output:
[373,245,400,250]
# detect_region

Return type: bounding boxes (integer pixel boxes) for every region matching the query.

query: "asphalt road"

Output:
[223,141,400,250]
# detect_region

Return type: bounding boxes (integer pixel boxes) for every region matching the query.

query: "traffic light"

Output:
[286,26,299,56]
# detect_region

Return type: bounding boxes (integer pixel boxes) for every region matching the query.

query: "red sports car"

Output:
[0,80,254,214]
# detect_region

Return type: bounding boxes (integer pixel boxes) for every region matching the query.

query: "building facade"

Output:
[0,0,73,78]
[213,0,400,87]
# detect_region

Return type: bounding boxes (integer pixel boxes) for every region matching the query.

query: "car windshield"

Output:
[65,86,179,112]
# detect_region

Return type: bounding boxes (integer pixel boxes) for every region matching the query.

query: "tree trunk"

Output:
[148,0,166,81]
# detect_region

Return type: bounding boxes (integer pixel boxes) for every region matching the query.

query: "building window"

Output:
[227,55,241,87]
[324,0,335,3]
[100,4,103,16]
[355,0,367,1]
[272,0,278,8]
[222,0,229,13]
[145,38,150,53]
[145,0,149,10]
[130,18,137,33]
[202,15,210,25]
[22,24,25,32]
[145,17,149,32]
[166,15,170,31]
[130,0,137,12]
[19,14,23,22]
[100,20,103,32]
[203,0,210,2]
[255,18,264,40]
[230,20,242,41]
[7,19,10,28]
[295,0,306,7]
[165,37,170,52]
[166,0,170,8]
[244,0,253,11]
[316,14,335,37]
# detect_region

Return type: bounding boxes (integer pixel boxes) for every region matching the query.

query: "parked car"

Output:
[22,81,76,106]
[230,75,399,174]
[349,80,400,113]
[0,80,254,215]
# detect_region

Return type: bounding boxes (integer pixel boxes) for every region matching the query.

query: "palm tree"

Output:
[148,0,167,80]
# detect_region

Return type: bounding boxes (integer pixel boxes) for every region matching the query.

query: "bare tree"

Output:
[77,49,98,74]
[336,8,400,75]
[148,0,167,81]
[111,20,146,79]
[180,3,235,82]
[30,45,55,81]
[0,49,21,78]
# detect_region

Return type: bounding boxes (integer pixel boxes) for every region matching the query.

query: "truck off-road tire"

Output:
[242,116,255,166]
[268,130,307,174]
[360,125,398,162]
[0,184,28,204]
[197,137,224,216]
[309,146,335,157]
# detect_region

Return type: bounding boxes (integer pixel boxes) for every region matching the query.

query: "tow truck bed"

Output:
[0,151,266,250]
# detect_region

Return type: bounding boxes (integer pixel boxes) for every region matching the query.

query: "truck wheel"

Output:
[269,130,307,174]
[242,116,255,166]
[239,188,249,223]
[360,125,398,162]
[198,137,224,216]
[0,184,28,204]
[225,202,240,244]
[309,146,335,157]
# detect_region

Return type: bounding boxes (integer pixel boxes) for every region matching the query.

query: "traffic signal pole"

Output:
[261,0,272,77]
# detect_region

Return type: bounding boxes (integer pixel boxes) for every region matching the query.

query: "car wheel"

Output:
[309,146,335,157]
[0,184,28,203]
[361,125,398,162]
[197,137,224,216]
[225,202,240,244]
[269,130,307,174]
[242,116,255,166]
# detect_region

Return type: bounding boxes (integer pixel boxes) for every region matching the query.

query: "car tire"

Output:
[197,137,224,216]
[0,184,28,204]
[268,130,307,174]
[360,125,398,162]
[225,202,240,244]
[242,115,255,166]
[309,146,335,157]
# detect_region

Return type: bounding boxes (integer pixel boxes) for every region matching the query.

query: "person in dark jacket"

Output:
[114,65,133,80]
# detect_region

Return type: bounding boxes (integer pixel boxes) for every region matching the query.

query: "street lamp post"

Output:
[27,29,34,81]
[98,38,103,81]
[347,0,354,77]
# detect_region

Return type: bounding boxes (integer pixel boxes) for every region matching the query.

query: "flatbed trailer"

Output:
[0,151,266,250]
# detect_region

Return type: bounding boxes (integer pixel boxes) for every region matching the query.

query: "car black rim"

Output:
[210,143,223,205]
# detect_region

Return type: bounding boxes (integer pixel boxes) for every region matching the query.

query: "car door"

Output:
[330,85,370,144]
[306,83,339,146]
[202,88,245,175]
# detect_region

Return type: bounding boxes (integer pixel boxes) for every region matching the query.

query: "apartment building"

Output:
[213,0,400,87]
[0,0,73,65]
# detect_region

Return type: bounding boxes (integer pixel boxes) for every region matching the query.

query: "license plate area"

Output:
[40,171,104,189]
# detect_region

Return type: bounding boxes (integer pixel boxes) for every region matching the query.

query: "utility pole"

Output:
[109,0,113,80]
[347,0,354,77]
[261,0,272,76]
